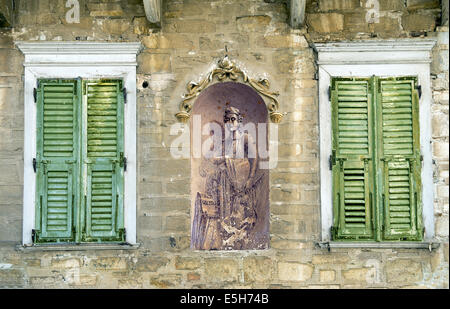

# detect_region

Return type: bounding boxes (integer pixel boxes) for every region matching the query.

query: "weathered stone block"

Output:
[433,90,450,105]
[270,172,318,186]
[118,277,143,288]
[138,215,163,233]
[402,14,436,32]
[278,262,313,282]
[237,15,272,32]
[270,187,300,202]
[88,3,124,17]
[271,218,296,234]
[36,13,60,26]
[433,141,449,158]
[139,181,163,196]
[141,160,190,178]
[386,259,423,283]
[0,269,24,287]
[102,19,131,35]
[379,0,405,11]
[0,33,13,48]
[165,215,190,232]
[342,268,372,283]
[24,259,41,267]
[92,257,127,270]
[175,256,201,270]
[0,163,20,184]
[51,258,80,269]
[273,53,295,74]
[307,13,344,33]
[243,257,275,283]
[138,53,172,74]
[444,243,449,262]
[261,34,309,48]
[166,20,216,33]
[271,239,312,250]
[312,254,350,264]
[197,35,214,49]
[150,274,182,288]
[136,256,169,272]
[373,16,401,33]
[301,189,318,203]
[187,272,201,281]
[140,197,190,213]
[29,275,64,288]
[433,112,450,137]
[166,180,190,194]
[319,270,336,282]
[142,34,194,49]
[76,274,97,286]
[61,17,95,31]
[344,13,370,32]
[133,17,151,35]
[407,0,440,10]
[163,235,190,251]
[320,0,360,11]
[205,258,239,282]
[435,215,449,238]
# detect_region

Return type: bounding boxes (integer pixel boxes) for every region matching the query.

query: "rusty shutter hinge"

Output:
[31,229,37,242]
[329,150,336,170]
[119,228,126,242]
[122,88,127,104]
[120,152,127,171]
[331,226,338,242]
[33,158,37,173]
[415,85,422,99]
[328,86,331,101]
[33,88,37,103]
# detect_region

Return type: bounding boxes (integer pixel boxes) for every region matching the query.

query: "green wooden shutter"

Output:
[378,77,423,241]
[331,78,374,240]
[83,81,124,242]
[35,80,80,242]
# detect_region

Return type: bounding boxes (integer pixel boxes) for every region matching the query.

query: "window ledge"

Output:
[316,241,440,251]
[16,243,141,252]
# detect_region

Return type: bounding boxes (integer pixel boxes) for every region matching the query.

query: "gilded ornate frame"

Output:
[175,56,283,123]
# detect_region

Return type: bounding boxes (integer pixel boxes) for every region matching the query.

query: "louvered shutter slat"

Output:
[84,82,124,242]
[35,81,78,242]
[379,78,422,241]
[332,79,374,240]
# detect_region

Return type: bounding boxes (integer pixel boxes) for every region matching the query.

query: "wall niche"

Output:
[190,82,270,250]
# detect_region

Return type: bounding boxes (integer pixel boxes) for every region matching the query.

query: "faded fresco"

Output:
[191,82,270,250]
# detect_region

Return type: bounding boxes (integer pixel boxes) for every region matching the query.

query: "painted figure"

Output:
[192,107,261,250]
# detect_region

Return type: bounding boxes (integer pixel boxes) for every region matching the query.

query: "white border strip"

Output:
[314,39,436,242]
[17,42,142,245]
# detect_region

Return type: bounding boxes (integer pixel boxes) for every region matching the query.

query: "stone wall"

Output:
[0,0,448,288]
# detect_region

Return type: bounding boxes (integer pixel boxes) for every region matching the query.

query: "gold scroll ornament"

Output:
[175,56,284,124]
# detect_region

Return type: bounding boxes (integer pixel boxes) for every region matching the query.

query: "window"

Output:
[331,76,422,241]
[314,39,436,245]
[17,42,141,246]
[35,79,125,243]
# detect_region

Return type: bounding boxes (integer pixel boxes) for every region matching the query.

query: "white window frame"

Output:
[314,39,437,243]
[16,42,142,246]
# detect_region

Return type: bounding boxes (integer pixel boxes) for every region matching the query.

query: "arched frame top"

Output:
[175,56,283,124]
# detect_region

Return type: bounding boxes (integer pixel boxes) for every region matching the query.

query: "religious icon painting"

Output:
[190,82,270,250]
